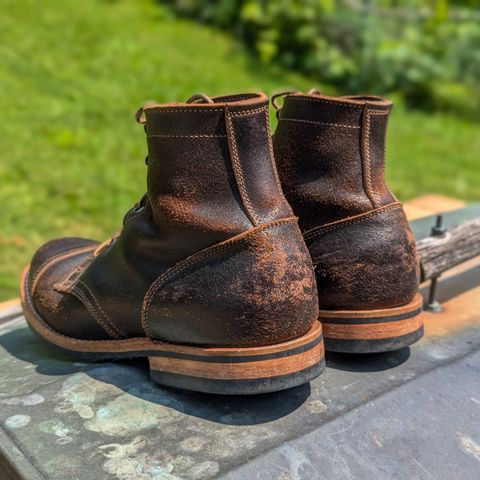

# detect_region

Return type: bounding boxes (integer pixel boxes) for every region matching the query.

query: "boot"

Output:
[272,91,423,353]
[21,93,325,394]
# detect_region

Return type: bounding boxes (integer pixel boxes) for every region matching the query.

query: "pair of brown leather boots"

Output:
[21,91,423,395]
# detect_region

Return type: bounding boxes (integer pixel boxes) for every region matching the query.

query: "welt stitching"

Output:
[147,134,227,139]
[31,246,95,293]
[77,280,126,338]
[225,110,260,227]
[70,286,120,339]
[291,97,364,108]
[141,217,297,337]
[304,204,402,242]
[279,117,360,129]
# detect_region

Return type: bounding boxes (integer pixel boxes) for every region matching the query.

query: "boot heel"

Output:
[320,293,423,353]
[148,321,325,395]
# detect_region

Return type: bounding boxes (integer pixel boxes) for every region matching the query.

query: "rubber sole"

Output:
[319,293,424,353]
[20,267,325,395]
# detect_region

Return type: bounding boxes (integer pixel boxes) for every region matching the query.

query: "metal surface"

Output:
[424,215,445,311]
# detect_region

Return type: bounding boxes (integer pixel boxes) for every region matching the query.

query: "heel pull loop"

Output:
[271,91,298,117]
[186,93,214,104]
[135,100,158,124]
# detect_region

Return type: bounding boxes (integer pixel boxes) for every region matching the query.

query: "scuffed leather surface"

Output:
[28,93,311,344]
[225,106,292,226]
[306,206,419,310]
[28,238,111,340]
[29,237,97,289]
[273,94,395,230]
[72,213,171,338]
[361,105,397,208]
[274,119,371,231]
[273,93,417,311]
[145,220,318,346]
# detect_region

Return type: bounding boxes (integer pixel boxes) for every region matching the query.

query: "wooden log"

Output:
[417,217,480,281]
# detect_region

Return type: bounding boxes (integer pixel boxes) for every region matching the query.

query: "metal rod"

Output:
[423,214,446,313]
[424,277,442,313]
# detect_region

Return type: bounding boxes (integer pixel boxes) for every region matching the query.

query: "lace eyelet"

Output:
[132,203,145,214]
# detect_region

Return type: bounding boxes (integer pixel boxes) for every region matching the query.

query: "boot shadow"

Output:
[0,325,311,426]
[325,347,410,373]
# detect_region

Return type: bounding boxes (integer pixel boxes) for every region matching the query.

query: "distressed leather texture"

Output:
[145,219,318,346]
[305,205,419,310]
[273,93,419,311]
[28,93,317,346]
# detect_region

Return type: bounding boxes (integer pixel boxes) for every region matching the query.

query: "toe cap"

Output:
[27,237,111,340]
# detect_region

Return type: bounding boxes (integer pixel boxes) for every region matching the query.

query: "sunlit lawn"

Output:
[0,0,479,300]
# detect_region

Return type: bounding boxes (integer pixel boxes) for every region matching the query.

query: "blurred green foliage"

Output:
[167,0,480,117]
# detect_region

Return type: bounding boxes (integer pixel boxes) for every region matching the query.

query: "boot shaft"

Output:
[272,91,420,316]
[273,93,396,231]
[24,92,325,394]
[140,93,292,264]
[31,92,318,348]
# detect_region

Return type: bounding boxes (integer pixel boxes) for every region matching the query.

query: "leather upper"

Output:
[273,93,419,310]
[28,93,317,346]
[274,94,396,231]
[305,205,419,310]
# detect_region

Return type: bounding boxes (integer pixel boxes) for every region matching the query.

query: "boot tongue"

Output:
[185,93,214,104]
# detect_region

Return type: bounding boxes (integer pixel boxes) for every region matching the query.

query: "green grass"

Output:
[0,0,479,301]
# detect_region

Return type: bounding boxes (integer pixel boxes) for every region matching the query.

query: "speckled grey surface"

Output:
[1,295,479,480]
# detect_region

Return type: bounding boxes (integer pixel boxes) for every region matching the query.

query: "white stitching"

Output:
[215,95,257,102]
[279,117,360,129]
[147,134,226,138]
[229,106,268,117]
[364,110,375,206]
[225,109,260,227]
[364,109,390,207]
[265,108,285,195]
[147,108,224,113]
[290,96,364,108]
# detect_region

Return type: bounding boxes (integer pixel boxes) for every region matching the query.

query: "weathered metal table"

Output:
[1,206,479,480]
